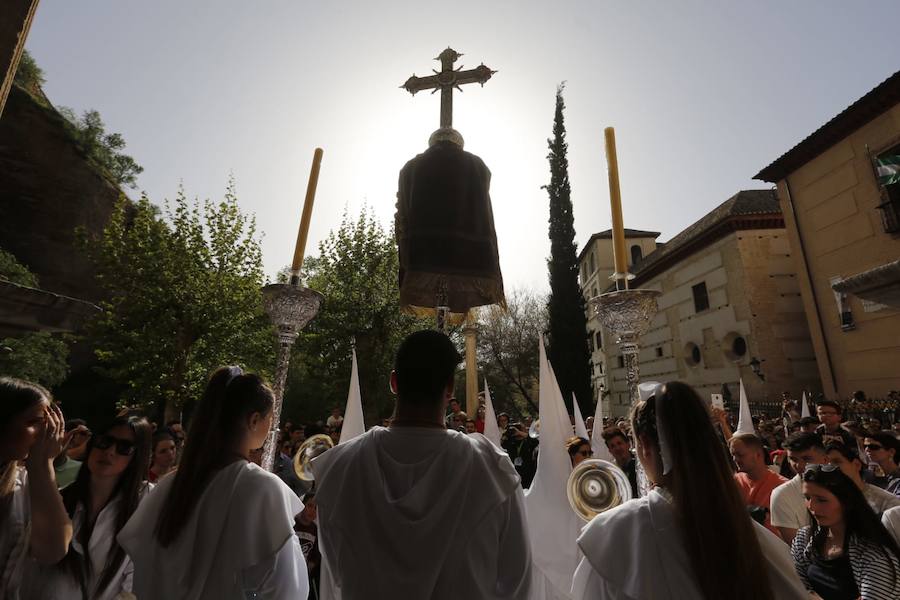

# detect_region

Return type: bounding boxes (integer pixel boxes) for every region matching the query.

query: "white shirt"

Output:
[770,475,809,532]
[0,467,29,598]
[311,426,532,600]
[864,483,900,514]
[572,488,808,600]
[118,461,308,600]
[21,484,151,600]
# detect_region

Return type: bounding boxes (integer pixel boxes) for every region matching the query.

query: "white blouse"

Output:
[0,466,30,599]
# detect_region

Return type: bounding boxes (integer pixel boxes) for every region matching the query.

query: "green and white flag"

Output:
[876,154,900,186]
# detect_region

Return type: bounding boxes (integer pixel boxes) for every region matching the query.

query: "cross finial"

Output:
[401,47,496,131]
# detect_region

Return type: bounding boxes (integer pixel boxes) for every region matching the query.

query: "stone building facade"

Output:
[756,70,900,399]
[579,191,821,418]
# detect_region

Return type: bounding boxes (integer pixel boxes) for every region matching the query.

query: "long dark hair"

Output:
[631,381,774,600]
[155,366,273,546]
[803,467,900,575]
[0,377,52,513]
[59,415,151,597]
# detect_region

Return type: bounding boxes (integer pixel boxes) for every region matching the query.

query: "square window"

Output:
[692,282,709,313]
[655,347,663,358]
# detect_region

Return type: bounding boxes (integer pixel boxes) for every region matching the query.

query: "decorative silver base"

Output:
[589,288,660,495]
[260,283,323,471]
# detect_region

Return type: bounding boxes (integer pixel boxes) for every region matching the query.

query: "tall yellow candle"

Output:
[604,128,628,287]
[291,147,324,283]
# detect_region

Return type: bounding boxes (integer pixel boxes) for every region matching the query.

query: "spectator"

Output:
[465,418,477,435]
[474,405,486,434]
[572,382,806,600]
[290,425,306,445]
[445,398,464,428]
[565,436,592,467]
[798,417,819,434]
[772,432,828,544]
[294,491,321,597]
[117,366,309,598]
[147,430,177,483]
[864,433,900,495]
[449,412,466,432]
[326,407,343,431]
[23,415,153,599]
[54,420,91,489]
[816,400,856,448]
[825,443,900,516]
[64,419,92,462]
[329,426,341,446]
[730,433,788,535]
[791,465,900,600]
[503,422,537,489]
[166,420,186,458]
[0,377,73,596]
[585,416,594,437]
[602,428,639,499]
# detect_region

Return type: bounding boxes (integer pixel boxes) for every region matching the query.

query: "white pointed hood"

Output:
[483,378,503,448]
[736,379,756,435]
[339,348,365,444]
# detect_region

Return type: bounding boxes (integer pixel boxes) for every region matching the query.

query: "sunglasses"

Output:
[94,434,136,457]
[864,444,884,451]
[576,450,593,457]
[804,463,839,473]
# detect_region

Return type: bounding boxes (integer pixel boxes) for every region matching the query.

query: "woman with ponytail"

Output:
[117,366,308,599]
[571,381,808,600]
[22,415,152,599]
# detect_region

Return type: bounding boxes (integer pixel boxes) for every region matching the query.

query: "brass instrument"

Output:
[292,434,334,481]
[566,458,633,522]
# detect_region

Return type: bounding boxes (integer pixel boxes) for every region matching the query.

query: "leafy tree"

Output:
[0,248,70,387]
[13,49,45,93]
[282,208,430,426]
[58,107,144,188]
[477,288,546,417]
[79,180,274,420]
[543,84,593,416]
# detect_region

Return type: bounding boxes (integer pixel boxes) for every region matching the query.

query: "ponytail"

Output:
[632,382,774,600]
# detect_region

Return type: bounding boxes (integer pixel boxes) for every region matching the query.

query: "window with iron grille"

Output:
[876,144,900,234]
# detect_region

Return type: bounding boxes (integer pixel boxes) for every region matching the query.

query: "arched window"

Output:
[630,244,643,266]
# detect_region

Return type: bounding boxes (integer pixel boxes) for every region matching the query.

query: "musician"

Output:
[572,381,807,600]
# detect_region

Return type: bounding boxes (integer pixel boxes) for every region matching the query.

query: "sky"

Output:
[23,1,900,292]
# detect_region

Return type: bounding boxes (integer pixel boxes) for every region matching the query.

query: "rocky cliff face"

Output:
[0,84,125,300]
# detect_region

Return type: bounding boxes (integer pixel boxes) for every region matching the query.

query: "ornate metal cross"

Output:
[401,48,496,129]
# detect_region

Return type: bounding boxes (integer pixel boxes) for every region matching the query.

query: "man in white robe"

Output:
[312,330,532,600]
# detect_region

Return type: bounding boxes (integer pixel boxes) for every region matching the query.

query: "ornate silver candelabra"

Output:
[590,288,660,495]
[260,283,323,471]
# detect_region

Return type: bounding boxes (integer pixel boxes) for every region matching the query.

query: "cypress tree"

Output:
[544,83,593,417]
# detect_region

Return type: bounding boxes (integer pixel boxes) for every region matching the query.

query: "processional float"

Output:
[397,48,505,418]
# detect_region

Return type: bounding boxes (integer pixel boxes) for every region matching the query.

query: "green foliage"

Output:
[13,49,45,92]
[79,180,274,418]
[283,208,430,425]
[477,289,546,417]
[543,83,593,416]
[0,332,70,388]
[0,247,39,287]
[58,107,144,188]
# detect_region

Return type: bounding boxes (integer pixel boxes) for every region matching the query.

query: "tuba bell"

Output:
[566,458,633,522]
[292,434,335,481]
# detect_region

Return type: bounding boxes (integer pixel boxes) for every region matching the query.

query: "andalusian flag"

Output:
[876,155,900,186]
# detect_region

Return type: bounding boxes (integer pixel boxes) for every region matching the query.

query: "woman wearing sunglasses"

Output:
[566,436,593,467]
[792,465,900,600]
[863,433,900,496]
[0,377,72,598]
[22,415,152,599]
[118,366,308,599]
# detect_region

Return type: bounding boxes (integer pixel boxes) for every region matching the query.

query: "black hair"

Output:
[825,441,860,463]
[803,467,900,577]
[602,428,629,445]
[393,330,461,404]
[798,416,820,427]
[867,432,900,465]
[565,436,590,458]
[61,415,152,596]
[783,431,825,453]
[816,399,842,414]
[155,367,274,546]
[631,381,774,600]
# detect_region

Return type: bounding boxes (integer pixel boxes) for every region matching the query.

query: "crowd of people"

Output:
[2,328,900,599]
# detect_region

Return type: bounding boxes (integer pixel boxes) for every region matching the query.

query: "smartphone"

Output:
[711,394,724,410]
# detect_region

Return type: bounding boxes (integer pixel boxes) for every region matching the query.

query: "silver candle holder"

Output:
[260,283,323,471]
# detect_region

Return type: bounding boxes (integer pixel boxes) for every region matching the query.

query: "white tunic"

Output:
[0,467,29,599]
[117,461,308,600]
[571,488,809,600]
[311,426,531,600]
[21,486,151,600]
